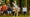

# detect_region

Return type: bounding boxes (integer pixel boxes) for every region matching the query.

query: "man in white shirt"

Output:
[22,7,27,16]
[12,1,20,17]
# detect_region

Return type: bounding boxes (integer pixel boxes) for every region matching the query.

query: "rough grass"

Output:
[0,16,29,17]
[0,14,29,17]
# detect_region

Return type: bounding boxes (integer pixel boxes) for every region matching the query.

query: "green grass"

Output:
[0,14,29,17]
[0,15,29,17]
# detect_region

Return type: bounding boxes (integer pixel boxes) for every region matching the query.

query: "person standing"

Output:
[7,4,12,16]
[12,1,19,17]
[2,4,8,15]
[0,6,2,15]
[22,6,27,16]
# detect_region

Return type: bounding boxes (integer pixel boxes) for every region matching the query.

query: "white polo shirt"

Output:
[22,7,27,12]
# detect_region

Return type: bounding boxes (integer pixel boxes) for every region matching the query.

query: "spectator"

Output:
[7,4,12,16]
[22,6,27,16]
[0,6,2,15]
[2,4,8,15]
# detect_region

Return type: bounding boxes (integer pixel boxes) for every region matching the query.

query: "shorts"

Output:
[7,11,12,14]
[24,12,26,14]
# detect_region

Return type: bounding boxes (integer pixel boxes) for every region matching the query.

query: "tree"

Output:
[25,0,27,7]
[10,0,13,7]
[1,0,5,5]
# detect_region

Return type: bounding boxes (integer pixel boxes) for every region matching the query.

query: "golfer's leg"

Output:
[16,12,18,17]
[13,11,15,17]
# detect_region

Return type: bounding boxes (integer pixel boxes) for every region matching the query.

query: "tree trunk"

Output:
[10,0,13,7]
[5,0,6,4]
[25,0,27,7]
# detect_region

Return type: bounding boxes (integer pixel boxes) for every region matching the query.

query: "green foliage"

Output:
[1,1,5,5]
[28,0,30,8]
[1,0,5,5]
[21,1,25,7]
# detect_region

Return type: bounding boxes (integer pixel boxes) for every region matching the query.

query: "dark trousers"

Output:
[3,10,7,14]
